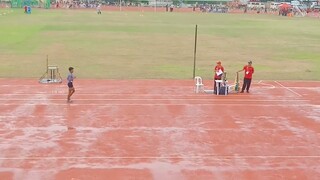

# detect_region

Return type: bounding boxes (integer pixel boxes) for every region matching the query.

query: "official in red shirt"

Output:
[238,61,254,93]
[214,61,224,94]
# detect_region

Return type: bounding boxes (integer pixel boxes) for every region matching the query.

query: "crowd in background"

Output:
[200,4,228,13]
[51,0,147,9]
[48,0,320,15]
[53,0,101,8]
[1,0,319,16]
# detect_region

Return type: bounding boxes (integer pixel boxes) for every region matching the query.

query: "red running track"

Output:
[0,79,319,180]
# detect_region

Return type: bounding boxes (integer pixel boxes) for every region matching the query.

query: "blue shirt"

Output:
[67,73,74,83]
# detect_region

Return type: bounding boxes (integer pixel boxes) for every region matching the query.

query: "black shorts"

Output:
[68,82,73,88]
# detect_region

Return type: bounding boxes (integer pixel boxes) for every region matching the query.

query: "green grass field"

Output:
[0,9,320,80]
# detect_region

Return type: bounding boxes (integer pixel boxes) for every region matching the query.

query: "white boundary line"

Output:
[0,84,318,88]
[257,80,276,89]
[274,81,303,97]
[0,156,319,160]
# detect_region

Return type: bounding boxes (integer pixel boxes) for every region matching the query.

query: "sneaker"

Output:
[246,91,249,93]
[240,91,244,93]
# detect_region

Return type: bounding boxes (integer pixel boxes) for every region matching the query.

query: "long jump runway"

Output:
[0,79,319,180]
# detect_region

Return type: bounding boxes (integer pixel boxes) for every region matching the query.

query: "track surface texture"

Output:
[0,79,319,180]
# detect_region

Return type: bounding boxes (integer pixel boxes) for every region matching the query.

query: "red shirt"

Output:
[214,65,224,79]
[243,65,254,79]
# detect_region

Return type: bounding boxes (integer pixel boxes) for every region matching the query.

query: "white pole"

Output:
[154,0,157,12]
[120,0,122,11]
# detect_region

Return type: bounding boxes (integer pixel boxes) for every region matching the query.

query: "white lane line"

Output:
[0,93,212,96]
[0,128,302,132]
[1,103,316,106]
[0,85,192,87]
[283,87,320,89]
[0,99,308,102]
[0,115,63,119]
[0,156,319,160]
[274,81,303,97]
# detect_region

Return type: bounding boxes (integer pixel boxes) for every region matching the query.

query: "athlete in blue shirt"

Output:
[67,67,76,102]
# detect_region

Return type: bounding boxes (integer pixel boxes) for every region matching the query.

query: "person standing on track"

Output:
[238,61,254,93]
[67,67,76,102]
[214,61,224,94]
[96,4,102,14]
